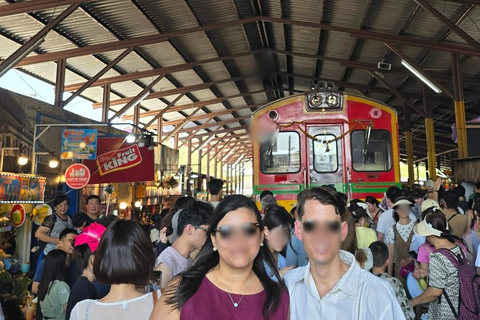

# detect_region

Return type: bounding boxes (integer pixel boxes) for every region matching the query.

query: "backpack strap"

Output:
[442,290,459,319]
[448,213,459,222]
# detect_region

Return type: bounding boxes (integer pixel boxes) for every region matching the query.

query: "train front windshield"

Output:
[351,129,392,172]
[260,131,301,174]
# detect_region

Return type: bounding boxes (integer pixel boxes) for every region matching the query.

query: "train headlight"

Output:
[310,95,323,108]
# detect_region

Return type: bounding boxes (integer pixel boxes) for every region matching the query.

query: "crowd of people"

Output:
[1,178,480,319]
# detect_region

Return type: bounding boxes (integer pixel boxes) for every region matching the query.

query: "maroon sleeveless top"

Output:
[180,277,289,320]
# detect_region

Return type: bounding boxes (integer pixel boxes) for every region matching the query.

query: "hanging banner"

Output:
[0,173,46,203]
[160,144,179,173]
[61,129,97,160]
[83,137,154,184]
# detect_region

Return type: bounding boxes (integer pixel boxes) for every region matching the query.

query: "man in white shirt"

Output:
[207,179,223,208]
[377,186,417,242]
[284,187,405,320]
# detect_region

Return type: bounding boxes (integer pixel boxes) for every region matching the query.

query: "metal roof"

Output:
[1,0,480,167]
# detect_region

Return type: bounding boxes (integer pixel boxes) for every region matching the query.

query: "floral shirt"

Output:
[375,273,415,320]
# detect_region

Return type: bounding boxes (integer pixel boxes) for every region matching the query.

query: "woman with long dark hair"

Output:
[365,196,383,231]
[38,249,69,320]
[263,205,294,280]
[150,195,289,320]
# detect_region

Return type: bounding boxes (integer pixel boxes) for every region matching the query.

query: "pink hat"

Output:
[74,222,106,252]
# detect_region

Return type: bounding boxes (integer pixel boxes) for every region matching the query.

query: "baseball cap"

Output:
[169,209,182,243]
[421,199,440,213]
[414,218,442,237]
[425,180,435,190]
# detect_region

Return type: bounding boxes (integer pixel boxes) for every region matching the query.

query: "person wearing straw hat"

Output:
[386,197,417,290]
[410,210,469,319]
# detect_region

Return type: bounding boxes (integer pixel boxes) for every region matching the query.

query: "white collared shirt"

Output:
[284,250,406,320]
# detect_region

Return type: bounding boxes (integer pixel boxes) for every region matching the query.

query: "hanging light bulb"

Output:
[48,158,59,168]
[17,156,28,166]
[126,133,136,143]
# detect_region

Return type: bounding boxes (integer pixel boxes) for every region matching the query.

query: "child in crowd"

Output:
[370,241,415,320]
[72,212,86,234]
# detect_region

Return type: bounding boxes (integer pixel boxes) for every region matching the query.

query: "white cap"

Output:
[414,219,442,237]
[421,199,440,213]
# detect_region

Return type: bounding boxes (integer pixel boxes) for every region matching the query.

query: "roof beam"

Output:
[384,43,454,100]
[144,93,185,128]
[192,127,247,140]
[109,74,165,121]
[63,47,135,107]
[92,75,255,108]
[0,0,82,17]
[15,17,261,67]
[177,118,215,148]
[121,89,273,120]
[0,1,82,76]
[179,116,250,133]
[415,0,480,51]
[161,106,203,143]
[64,50,258,91]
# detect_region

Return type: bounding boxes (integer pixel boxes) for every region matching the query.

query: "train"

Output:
[251,90,401,211]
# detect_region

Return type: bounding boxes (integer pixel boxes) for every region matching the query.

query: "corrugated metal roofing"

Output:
[1,0,480,163]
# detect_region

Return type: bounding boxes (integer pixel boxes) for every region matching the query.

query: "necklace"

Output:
[214,271,252,308]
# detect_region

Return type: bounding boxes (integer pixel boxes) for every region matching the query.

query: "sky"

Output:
[0,69,131,130]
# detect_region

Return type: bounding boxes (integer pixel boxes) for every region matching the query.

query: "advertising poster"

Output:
[61,129,97,160]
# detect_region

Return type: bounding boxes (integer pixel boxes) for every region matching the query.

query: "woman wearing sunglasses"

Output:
[150,195,289,320]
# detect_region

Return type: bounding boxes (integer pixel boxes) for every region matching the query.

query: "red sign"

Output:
[84,138,154,184]
[65,164,91,189]
[11,204,26,227]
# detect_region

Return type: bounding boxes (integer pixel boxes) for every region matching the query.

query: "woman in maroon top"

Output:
[150,195,289,320]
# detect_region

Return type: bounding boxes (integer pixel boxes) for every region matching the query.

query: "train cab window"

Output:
[351,130,392,172]
[313,134,338,173]
[260,131,301,174]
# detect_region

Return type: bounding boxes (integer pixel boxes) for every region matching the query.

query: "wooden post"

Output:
[424,85,437,181]
[452,53,468,159]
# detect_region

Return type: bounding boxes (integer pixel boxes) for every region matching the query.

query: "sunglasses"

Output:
[215,223,260,240]
[193,225,208,233]
[301,219,341,234]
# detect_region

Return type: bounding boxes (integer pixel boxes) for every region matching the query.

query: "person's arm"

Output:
[155,263,173,289]
[432,178,442,203]
[377,232,384,242]
[150,278,181,320]
[35,226,58,245]
[388,243,394,276]
[410,287,442,307]
[31,282,39,295]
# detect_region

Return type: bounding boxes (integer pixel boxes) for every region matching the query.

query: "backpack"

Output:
[436,247,480,319]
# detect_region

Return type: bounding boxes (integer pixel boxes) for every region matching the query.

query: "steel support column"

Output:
[157,118,163,146]
[404,104,415,187]
[198,148,202,192]
[206,144,210,182]
[133,104,140,134]
[424,85,437,181]
[54,59,66,108]
[452,53,468,159]
[102,84,110,123]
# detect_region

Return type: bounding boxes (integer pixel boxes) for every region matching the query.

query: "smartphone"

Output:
[408,250,418,260]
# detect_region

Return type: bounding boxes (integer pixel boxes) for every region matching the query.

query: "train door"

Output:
[306,125,345,192]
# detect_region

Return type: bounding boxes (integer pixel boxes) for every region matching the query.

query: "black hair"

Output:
[453,185,466,198]
[263,205,292,233]
[260,190,274,200]
[176,200,213,237]
[37,249,67,301]
[425,210,467,249]
[364,196,380,207]
[97,215,118,228]
[369,241,389,267]
[73,243,93,271]
[53,194,69,207]
[411,188,426,199]
[172,196,195,212]
[337,192,348,206]
[166,195,284,319]
[93,219,154,287]
[348,199,367,222]
[1,297,24,320]
[476,182,480,190]
[442,190,459,209]
[260,195,277,210]
[160,208,170,218]
[59,228,78,240]
[86,195,101,204]
[297,187,348,222]
[72,212,86,228]
[386,186,401,203]
[207,179,223,196]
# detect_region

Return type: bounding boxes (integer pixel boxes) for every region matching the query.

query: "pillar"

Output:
[55,59,66,108]
[404,104,414,187]
[452,53,468,159]
[424,85,436,181]
[157,118,163,145]
[102,84,110,123]
[186,139,192,196]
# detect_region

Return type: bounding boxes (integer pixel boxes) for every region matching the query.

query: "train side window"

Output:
[260,131,301,174]
[351,130,392,172]
[313,134,338,173]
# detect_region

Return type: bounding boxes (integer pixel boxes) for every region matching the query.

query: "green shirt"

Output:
[41,280,70,320]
